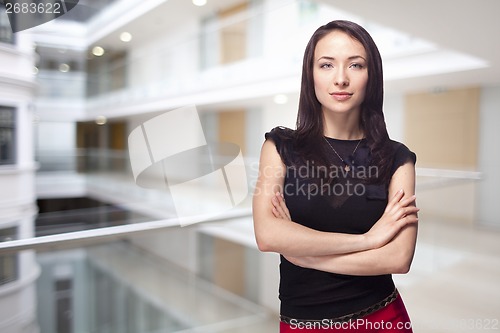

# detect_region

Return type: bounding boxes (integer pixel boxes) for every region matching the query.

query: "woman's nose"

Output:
[334,69,349,87]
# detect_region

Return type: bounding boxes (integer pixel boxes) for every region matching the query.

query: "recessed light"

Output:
[120,32,132,42]
[274,94,288,105]
[59,63,70,72]
[95,115,107,125]
[92,46,105,57]
[192,0,207,6]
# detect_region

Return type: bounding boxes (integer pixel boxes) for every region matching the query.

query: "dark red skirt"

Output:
[280,294,413,332]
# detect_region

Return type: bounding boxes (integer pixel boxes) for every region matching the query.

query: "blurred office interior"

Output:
[0,0,499,332]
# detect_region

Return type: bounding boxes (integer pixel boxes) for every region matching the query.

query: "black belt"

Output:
[280,288,399,325]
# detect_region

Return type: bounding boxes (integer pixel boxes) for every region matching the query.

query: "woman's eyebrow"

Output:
[317,55,366,61]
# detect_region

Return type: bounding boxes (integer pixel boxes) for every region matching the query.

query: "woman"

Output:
[252,20,418,332]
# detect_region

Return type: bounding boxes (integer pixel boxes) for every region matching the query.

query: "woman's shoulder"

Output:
[264,126,297,165]
[387,140,417,174]
[264,126,297,151]
[265,126,296,142]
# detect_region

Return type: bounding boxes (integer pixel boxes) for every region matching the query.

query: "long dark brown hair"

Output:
[295,20,392,184]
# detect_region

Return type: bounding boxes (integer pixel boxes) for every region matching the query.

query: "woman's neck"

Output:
[322,111,363,140]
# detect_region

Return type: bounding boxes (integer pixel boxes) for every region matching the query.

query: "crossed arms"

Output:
[252,139,418,276]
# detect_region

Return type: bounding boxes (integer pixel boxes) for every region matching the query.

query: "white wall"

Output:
[127,18,200,93]
[384,92,405,142]
[245,107,263,159]
[261,0,354,63]
[0,31,40,333]
[477,85,500,228]
[36,122,76,153]
[260,98,298,137]
[0,34,36,80]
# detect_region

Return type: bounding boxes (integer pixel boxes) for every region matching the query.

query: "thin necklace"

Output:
[323,137,363,172]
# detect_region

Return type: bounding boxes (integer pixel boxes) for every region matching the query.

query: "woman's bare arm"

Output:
[282,162,418,275]
[253,140,418,257]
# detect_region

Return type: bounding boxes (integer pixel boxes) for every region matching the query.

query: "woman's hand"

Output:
[364,189,419,249]
[271,192,291,220]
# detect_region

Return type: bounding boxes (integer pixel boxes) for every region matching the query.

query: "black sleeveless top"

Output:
[265,127,416,320]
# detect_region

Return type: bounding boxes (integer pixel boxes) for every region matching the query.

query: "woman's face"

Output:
[313,30,368,117]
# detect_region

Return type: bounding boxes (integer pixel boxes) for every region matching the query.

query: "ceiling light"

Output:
[120,32,132,42]
[95,116,107,125]
[59,63,70,72]
[192,0,207,6]
[274,94,288,105]
[92,46,105,57]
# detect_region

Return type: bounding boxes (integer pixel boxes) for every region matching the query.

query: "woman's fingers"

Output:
[385,189,405,213]
[398,207,420,224]
[386,194,417,216]
[399,214,419,228]
[276,192,291,220]
[271,192,291,220]
[388,205,419,228]
[271,196,282,218]
[272,206,280,218]
[363,189,420,248]
[400,195,417,207]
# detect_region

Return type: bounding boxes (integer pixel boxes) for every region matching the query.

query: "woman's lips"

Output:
[330,92,353,101]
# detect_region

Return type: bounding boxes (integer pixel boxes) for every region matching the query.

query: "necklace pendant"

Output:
[344,164,351,172]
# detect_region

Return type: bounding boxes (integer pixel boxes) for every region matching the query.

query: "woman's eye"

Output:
[320,63,333,69]
[350,63,364,69]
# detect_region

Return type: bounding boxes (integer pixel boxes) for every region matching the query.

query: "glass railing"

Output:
[36,241,274,333]
[35,205,153,236]
[36,148,129,173]
[36,71,87,100]
[32,147,486,240]
[33,148,256,239]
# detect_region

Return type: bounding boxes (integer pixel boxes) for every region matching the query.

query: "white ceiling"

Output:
[91,0,500,95]
[89,0,245,51]
[36,0,500,105]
